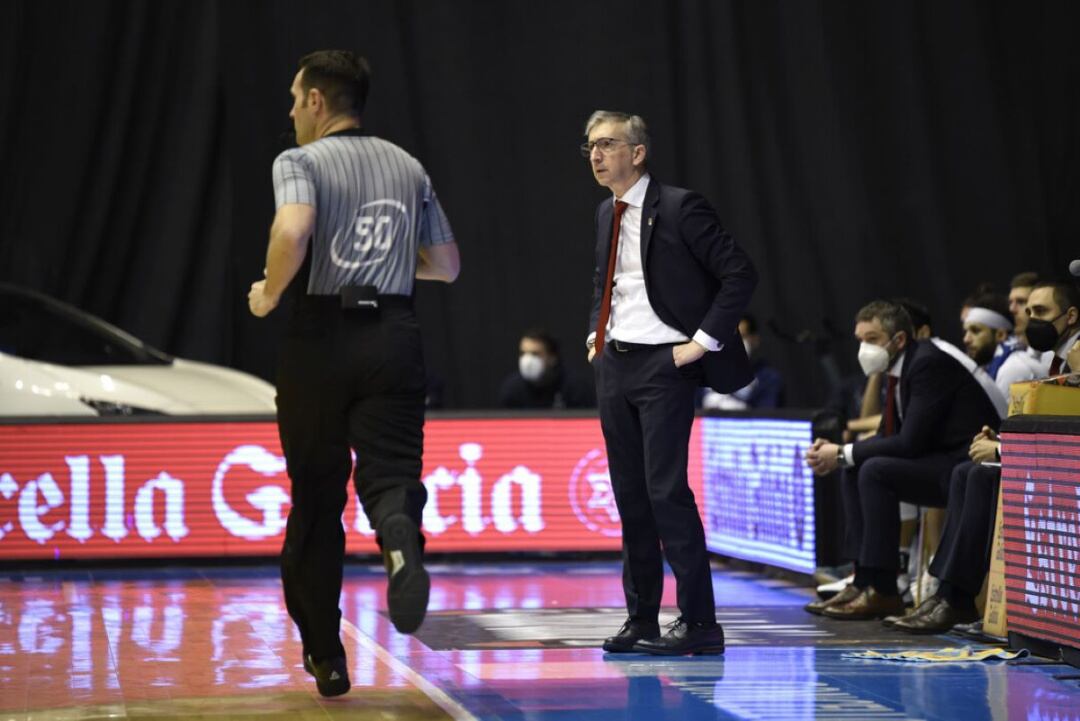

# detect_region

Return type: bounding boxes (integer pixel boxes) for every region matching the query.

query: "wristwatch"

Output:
[836,444,845,466]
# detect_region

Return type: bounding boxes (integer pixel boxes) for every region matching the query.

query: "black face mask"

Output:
[1026,313,1066,353]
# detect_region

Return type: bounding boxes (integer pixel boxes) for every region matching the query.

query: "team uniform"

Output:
[272,129,453,663]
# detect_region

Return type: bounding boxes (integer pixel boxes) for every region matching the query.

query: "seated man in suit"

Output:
[889,280,1080,633]
[805,300,1001,620]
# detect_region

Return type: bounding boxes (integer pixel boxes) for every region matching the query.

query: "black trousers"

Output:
[841,450,965,571]
[275,296,427,662]
[929,461,1001,597]
[595,344,715,625]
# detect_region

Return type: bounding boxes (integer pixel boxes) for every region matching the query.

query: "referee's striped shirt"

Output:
[273,131,454,296]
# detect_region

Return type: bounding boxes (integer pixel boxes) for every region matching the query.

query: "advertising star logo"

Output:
[568,449,621,537]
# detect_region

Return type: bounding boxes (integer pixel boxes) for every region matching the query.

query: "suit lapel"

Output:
[640,178,660,271]
[898,342,919,417]
[597,200,614,265]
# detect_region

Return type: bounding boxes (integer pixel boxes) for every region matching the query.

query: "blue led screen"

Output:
[699,417,816,574]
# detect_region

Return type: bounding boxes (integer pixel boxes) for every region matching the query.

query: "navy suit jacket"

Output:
[589,178,758,393]
[852,339,1001,464]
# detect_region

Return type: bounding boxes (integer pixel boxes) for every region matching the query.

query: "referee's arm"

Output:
[417,241,460,283]
[249,203,315,317]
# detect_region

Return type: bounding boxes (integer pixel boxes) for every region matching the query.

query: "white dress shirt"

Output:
[589,173,721,351]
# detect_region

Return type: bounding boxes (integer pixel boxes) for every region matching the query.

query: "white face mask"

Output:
[519,352,546,382]
[858,342,891,376]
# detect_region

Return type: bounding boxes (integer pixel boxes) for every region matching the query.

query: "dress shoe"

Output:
[306,654,350,697]
[822,587,905,620]
[883,595,940,628]
[379,514,430,634]
[805,583,860,615]
[632,617,725,656]
[602,618,660,653]
[892,599,979,634]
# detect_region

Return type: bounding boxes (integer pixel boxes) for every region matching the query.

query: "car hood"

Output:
[1,353,276,416]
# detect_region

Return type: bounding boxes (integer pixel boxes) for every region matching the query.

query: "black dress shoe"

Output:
[805,583,860,616]
[306,654,350,697]
[602,618,660,653]
[883,595,940,628]
[379,514,430,634]
[893,599,979,634]
[632,618,725,656]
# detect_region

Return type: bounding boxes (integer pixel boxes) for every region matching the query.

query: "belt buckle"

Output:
[612,339,628,353]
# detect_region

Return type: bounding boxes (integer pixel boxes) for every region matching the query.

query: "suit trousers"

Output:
[275,296,427,662]
[929,461,1001,597]
[841,450,966,571]
[595,344,715,625]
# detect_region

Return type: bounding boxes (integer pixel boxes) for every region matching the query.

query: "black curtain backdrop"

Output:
[2,0,1077,409]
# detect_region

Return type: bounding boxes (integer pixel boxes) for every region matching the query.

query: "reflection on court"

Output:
[1,562,1077,720]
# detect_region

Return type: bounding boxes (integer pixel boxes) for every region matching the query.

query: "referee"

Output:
[248,50,460,697]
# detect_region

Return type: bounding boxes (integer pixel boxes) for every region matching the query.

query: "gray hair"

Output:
[855,300,915,340]
[584,110,651,156]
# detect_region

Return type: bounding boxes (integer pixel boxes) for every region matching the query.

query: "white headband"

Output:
[966,307,1013,331]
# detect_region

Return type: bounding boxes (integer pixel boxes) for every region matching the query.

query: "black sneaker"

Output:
[306,654,350,697]
[379,514,430,634]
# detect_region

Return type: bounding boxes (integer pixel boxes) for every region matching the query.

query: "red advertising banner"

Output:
[1000,431,1080,653]
[0,418,703,560]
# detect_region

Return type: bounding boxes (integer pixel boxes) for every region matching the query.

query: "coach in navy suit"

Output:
[583,111,757,656]
[805,301,1001,620]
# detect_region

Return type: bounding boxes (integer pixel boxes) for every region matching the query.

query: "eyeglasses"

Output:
[580,137,634,157]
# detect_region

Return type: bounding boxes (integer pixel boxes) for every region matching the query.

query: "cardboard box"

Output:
[1008,377,1080,415]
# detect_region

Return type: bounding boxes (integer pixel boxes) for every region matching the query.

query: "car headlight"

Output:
[79,397,163,416]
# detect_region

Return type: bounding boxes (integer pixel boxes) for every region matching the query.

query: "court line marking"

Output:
[340,619,479,721]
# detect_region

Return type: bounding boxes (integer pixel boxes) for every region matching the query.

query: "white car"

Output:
[0,283,276,416]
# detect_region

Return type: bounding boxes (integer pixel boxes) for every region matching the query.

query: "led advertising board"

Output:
[0,415,815,573]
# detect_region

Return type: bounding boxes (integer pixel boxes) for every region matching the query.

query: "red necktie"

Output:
[594,200,629,356]
[1050,356,1063,376]
[884,375,898,436]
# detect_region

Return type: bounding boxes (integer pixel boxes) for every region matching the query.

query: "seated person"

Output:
[987,271,1040,378]
[701,313,784,409]
[962,293,1013,375]
[1024,280,1080,375]
[886,426,1003,633]
[499,328,595,409]
[958,281,999,325]
[804,301,1001,620]
[889,279,1080,633]
[995,274,1057,397]
[846,299,934,440]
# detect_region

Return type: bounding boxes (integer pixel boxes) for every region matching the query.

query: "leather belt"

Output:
[611,339,672,353]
